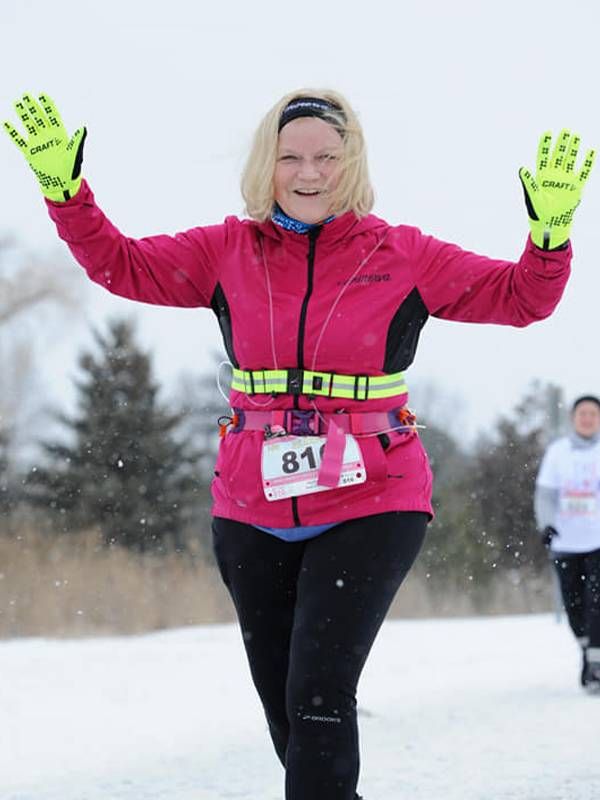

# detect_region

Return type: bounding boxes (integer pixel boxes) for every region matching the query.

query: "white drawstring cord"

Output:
[223,229,401,420]
[310,232,389,372]
[352,424,426,438]
[306,232,394,426]
[216,360,233,405]
[245,394,277,408]
[259,236,279,371]
[216,360,276,409]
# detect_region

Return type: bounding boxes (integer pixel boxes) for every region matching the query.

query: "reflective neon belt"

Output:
[230,367,407,400]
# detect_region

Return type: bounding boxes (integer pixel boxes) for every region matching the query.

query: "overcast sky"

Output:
[2,0,600,442]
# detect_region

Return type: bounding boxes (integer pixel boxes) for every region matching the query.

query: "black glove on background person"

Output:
[541,526,558,548]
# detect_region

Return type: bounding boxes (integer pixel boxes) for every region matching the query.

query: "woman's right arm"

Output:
[4,92,225,308]
[45,179,225,308]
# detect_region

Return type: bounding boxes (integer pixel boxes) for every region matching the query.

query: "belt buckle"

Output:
[286,368,303,395]
[285,409,317,436]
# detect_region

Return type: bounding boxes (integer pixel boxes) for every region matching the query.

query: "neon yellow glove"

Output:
[3,93,86,202]
[519,129,595,250]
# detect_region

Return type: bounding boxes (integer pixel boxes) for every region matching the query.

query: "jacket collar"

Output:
[569,431,600,449]
[255,210,388,246]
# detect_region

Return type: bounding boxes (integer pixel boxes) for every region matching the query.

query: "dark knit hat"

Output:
[572,395,600,413]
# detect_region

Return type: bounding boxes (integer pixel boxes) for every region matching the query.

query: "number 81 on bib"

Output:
[261,434,366,501]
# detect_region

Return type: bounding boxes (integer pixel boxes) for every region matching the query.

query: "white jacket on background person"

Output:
[535,432,600,554]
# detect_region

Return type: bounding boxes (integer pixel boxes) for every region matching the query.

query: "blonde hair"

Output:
[241,88,374,221]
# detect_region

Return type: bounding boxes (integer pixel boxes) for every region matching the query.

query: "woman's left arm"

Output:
[413,129,595,326]
[413,233,572,327]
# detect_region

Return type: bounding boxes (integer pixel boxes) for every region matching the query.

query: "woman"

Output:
[535,395,600,693]
[4,89,594,799]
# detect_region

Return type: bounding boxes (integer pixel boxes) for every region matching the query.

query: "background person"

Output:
[4,89,595,798]
[535,395,600,692]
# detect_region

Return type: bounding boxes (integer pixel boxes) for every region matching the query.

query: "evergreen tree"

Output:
[458,381,565,582]
[27,319,201,552]
[0,428,14,521]
[417,419,475,584]
[417,381,565,588]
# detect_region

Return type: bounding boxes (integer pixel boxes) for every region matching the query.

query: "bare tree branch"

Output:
[0,285,69,325]
[0,240,79,327]
[0,238,83,447]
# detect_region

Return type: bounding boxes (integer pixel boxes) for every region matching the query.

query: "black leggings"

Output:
[212,511,428,800]
[553,548,600,648]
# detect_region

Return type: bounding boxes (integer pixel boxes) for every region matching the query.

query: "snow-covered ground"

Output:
[2,614,599,800]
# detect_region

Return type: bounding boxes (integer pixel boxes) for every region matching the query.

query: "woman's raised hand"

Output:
[519,129,595,250]
[4,93,86,202]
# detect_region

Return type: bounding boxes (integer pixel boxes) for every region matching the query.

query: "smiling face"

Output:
[273,116,344,224]
[572,401,600,438]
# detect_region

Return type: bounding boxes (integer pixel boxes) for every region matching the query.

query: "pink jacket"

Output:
[47,181,571,527]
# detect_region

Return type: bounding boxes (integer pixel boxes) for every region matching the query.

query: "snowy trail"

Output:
[2,614,599,800]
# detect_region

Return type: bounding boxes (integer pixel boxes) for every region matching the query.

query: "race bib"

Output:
[559,491,598,517]
[261,434,365,501]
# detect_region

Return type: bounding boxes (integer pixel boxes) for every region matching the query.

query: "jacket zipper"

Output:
[291,225,322,526]
[297,227,321,369]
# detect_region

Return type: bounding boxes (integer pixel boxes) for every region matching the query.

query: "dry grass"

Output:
[0,528,235,638]
[389,566,555,619]
[0,527,556,639]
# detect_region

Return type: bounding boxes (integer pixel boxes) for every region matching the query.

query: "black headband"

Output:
[278,97,346,133]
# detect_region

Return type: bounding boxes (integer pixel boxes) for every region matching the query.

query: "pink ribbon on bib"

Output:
[317,418,346,488]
